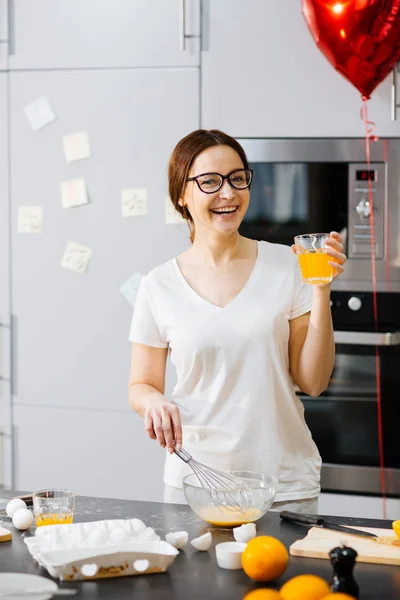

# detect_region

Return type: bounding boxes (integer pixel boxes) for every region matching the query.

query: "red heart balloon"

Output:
[302,0,400,99]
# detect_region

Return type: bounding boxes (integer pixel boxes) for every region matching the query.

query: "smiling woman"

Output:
[128,129,347,514]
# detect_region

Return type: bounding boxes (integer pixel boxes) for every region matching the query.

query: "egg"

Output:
[131,518,147,535]
[12,508,34,530]
[190,531,212,551]
[110,528,133,545]
[6,498,27,518]
[86,530,108,547]
[233,523,257,543]
[165,530,189,549]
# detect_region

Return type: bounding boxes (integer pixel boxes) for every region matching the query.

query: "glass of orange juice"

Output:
[294,233,333,285]
[33,489,75,527]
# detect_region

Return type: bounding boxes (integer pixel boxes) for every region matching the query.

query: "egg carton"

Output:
[24,518,178,581]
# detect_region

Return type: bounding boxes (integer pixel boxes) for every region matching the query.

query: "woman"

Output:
[128,129,346,513]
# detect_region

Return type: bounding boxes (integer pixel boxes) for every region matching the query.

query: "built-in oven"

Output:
[238,138,400,496]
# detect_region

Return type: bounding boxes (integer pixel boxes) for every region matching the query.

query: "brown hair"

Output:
[168,129,250,243]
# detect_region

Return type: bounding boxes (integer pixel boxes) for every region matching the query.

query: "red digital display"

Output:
[356,170,376,182]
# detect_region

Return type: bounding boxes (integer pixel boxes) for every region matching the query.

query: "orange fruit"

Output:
[242,536,289,583]
[322,595,355,599]
[243,591,282,600]
[280,574,330,600]
[392,520,400,539]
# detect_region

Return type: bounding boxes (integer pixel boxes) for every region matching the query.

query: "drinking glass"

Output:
[294,233,333,285]
[32,489,75,527]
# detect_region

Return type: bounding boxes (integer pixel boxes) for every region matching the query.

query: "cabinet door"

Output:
[10,67,198,413]
[201,0,400,138]
[9,0,200,70]
[13,405,165,501]
[0,72,12,488]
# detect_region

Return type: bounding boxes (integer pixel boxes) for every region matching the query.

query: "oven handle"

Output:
[334,330,400,346]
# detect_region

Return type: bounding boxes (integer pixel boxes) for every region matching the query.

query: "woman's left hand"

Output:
[291,230,347,283]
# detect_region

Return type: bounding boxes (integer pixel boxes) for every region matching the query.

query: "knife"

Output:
[0,590,77,597]
[279,510,379,539]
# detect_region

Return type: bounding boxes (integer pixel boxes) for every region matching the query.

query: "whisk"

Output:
[174,446,254,513]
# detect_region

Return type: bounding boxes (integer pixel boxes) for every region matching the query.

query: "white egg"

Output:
[135,527,160,542]
[165,530,188,549]
[86,530,108,547]
[110,528,133,545]
[12,508,34,530]
[6,498,27,518]
[190,531,212,551]
[131,518,147,535]
[233,523,257,543]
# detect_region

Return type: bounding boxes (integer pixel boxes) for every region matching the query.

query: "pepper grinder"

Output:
[329,544,359,598]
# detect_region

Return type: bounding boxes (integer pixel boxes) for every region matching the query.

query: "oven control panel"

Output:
[348,163,385,259]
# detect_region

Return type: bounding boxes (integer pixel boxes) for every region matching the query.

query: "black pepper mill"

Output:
[329,544,359,598]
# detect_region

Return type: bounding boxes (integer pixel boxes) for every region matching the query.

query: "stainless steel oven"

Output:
[238,138,400,495]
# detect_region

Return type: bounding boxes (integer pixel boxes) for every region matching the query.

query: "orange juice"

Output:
[36,513,74,527]
[297,249,333,284]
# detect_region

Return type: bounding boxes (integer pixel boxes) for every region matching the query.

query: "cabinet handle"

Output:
[391,63,399,121]
[6,0,14,55]
[10,314,17,397]
[179,0,186,51]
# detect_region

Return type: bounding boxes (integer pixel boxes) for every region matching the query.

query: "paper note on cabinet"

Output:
[121,188,147,218]
[120,272,142,306]
[61,241,92,275]
[24,97,56,131]
[61,177,89,208]
[165,197,185,224]
[18,206,43,233]
[63,131,91,163]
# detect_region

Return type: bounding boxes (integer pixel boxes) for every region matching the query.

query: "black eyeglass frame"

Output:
[186,168,253,194]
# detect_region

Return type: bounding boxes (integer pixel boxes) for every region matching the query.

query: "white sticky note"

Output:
[165,197,185,224]
[24,97,56,131]
[60,241,92,275]
[17,206,43,233]
[60,177,89,208]
[63,131,91,163]
[121,188,147,218]
[119,272,143,306]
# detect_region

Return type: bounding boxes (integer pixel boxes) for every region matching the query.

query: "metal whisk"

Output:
[174,446,254,513]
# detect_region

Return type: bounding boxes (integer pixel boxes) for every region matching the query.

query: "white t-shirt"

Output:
[129,240,321,502]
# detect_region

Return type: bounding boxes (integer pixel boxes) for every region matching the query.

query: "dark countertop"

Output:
[0,491,399,599]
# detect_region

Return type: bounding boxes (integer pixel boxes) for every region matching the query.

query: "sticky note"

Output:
[60,241,92,274]
[121,188,147,218]
[63,131,91,163]
[24,97,56,131]
[119,272,143,306]
[165,197,185,224]
[60,177,89,208]
[17,206,43,233]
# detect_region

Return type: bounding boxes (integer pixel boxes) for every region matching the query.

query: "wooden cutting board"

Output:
[0,525,12,542]
[290,526,400,566]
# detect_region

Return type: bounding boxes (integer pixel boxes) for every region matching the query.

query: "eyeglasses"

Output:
[187,168,253,194]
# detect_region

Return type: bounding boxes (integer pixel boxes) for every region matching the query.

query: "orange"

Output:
[241,536,289,583]
[243,591,282,600]
[280,574,330,600]
[321,595,355,599]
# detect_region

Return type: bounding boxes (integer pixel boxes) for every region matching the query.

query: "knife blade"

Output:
[0,590,77,597]
[279,510,379,539]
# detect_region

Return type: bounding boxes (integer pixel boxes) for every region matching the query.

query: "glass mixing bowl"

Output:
[182,470,278,526]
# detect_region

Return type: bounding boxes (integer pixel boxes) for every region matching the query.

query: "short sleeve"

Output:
[289,258,313,320]
[129,276,168,348]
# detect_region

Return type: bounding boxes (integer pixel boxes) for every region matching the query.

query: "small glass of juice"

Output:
[294,233,333,285]
[32,489,75,527]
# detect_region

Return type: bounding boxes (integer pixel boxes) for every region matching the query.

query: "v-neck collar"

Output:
[172,241,261,311]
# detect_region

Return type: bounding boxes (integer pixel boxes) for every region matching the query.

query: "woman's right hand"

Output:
[143,400,183,454]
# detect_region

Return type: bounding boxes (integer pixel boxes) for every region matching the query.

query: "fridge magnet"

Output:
[24,97,56,131]
[17,206,43,233]
[63,131,91,163]
[121,188,147,218]
[60,177,89,209]
[60,241,92,275]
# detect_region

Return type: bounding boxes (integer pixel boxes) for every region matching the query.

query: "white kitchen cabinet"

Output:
[201,0,400,138]
[0,43,7,71]
[7,0,200,70]
[320,492,400,521]
[0,72,12,488]
[13,405,165,501]
[10,67,197,413]
[0,0,7,41]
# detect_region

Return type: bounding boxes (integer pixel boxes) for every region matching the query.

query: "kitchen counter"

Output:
[0,491,399,599]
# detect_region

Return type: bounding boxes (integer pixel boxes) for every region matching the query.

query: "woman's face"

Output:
[180,145,250,239]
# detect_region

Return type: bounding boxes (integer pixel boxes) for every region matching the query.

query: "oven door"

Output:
[299,331,400,495]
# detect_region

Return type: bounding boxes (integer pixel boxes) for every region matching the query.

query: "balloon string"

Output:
[361,98,386,519]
